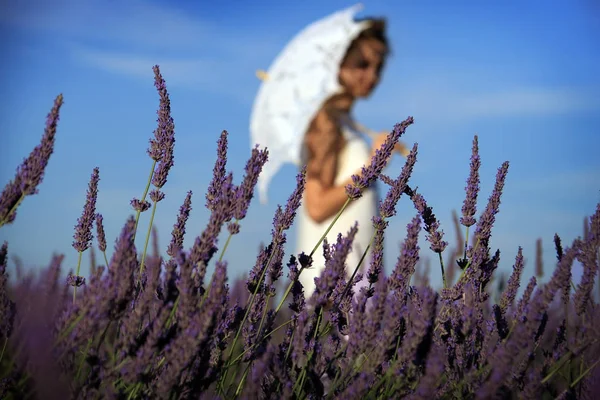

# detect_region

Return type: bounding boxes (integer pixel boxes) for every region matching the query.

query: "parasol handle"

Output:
[254,69,409,157]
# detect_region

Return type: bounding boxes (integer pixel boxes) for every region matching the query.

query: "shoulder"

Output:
[305,108,340,153]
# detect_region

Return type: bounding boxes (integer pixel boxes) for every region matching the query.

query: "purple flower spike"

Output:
[471,161,510,265]
[573,206,600,315]
[460,135,481,227]
[234,145,269,221]
[0,94,63,225]
[149,65,176,189]
[206,130,229,210]
[72,167,100,253]
[390,214,422,297]
[409,190,448,253]
[379,143,418,218]
[346,117,414,200]
[95,213,107,252]
[498,247,524,314]
[131,198,151,212]
[66,273,86,287]
[167,191,193,257]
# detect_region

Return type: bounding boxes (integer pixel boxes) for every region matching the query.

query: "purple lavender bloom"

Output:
[480,243,578,399]
[468,161,509,273]
[66,273,86,287]
[0,242,16,339]
[499,246,524,314]
[287,255,306,314]
[410,190,448,253]
[535,238,543,278]
[167,190,192,258]
[397,286,437,367]
[406,345,445,400]
[189,173,236,279]
[554,232,564,261]
[573,235,598,315]
[233,145,269,220]
[313,224,358,309]
[273,166,307,232]
[95,213,107,252]
[366,216,387,286]
[72,167,100,252]
[379,143,418,218]
[248,168,306,295]
[513,276,537,322]
[460,135,481,227]
[390,214,422,296]
[131,198,151,212]
[149,188,165,203]
[150,65,176,189]
[206,130,228,210]
[0,94,63,226]
[345,117,414,200]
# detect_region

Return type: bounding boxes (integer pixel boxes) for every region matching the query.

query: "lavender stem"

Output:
[138,200,159,275]
[133,159,157,240]
[72,251,83,302]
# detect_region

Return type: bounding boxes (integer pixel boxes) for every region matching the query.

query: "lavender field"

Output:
[0,65,599,399]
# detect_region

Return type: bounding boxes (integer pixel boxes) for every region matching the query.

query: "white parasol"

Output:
[250,3,376,205]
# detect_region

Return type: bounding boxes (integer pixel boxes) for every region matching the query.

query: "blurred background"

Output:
[1,0,599,292]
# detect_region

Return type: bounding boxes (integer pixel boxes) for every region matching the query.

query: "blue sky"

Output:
[1,0,599,292]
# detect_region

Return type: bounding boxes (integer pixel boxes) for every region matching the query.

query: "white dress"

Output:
[296,119,378,299]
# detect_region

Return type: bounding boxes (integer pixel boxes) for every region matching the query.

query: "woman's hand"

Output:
[370,131,410,158]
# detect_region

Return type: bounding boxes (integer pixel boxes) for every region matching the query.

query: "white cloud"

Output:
[364,82,600,124]
[2,0,279,103]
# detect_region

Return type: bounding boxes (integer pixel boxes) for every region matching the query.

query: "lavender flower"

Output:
[233,145,269,220]
[167,190,193,258]
[0,242,16,339]
[149,65,176,189]
[554,233,563,261]
[573,235,599,315]
[95,213,107,252]
[131,198,151,212]
[499,247,525,314]
[206,130,228,210]
[390,214,422,296]
[66,273,86,287]
[366,216,386,287]
[468,161,509,274]
[313,224,358,309]
[0,94,63,226]
[149,188,165,203]
[513,276,537,322]
[72,167,100,252]
[346,117,414,199]
[379,143,418,218]
[535,238,543,278]
[409,189,448,253]
[460,135,481,227]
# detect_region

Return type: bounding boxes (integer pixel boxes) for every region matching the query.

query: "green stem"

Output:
[102,251,109,269]
[75,338,92,384]
[273,199,352,316]
[571,357,600,388]
[139,200,159,276]
[72,251,83,303]
[438,252,447,289]
[133,159,157,240]
[229,293,272,396]
[219,223,238,262]
[0,337,7,364]
[219,229,283,391]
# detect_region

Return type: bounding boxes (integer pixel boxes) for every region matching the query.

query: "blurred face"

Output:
[338,38,387,98]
